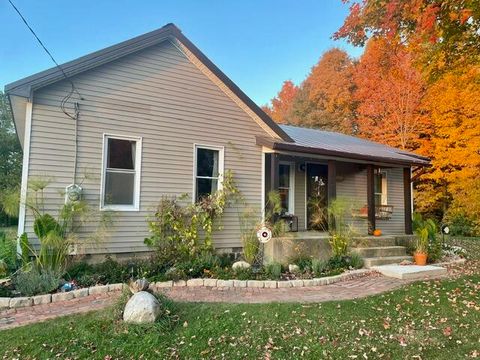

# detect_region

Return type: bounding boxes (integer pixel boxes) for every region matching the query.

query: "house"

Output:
[5,23,429,260]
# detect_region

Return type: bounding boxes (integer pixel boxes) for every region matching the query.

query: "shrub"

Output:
[348,253,364,269]
[289,254,312,272]
[0,229,17,276]
[446,213,477,237]
[327,198,354,256]
[329,233,349,257]
[264,262,282,280]
[164,267,187,281]
[13,269,61,296]
[311,258,329,277]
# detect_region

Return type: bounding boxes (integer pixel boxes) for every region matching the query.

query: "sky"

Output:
[0,0,363,106]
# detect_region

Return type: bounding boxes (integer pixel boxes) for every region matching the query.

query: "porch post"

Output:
[327,160,337,230]
[403,167,413,234]
[270,153,279,192]
[366,164,376,235]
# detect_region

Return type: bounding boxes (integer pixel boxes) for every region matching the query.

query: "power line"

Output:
[7,0,84,100]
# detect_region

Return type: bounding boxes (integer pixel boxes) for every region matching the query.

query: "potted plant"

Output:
[412,213,437,266]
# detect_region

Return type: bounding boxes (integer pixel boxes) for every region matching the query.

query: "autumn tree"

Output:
[334,0,480,78]
[297,48,356,133]
[263,80,298,124]
[353,38,428,150]
[416,66,480,227]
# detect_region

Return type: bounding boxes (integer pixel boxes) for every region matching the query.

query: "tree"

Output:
[416,66,480,226]
[353,39,428,150]
[263,80,298,124]
[0,91,23,225]
[334,0,480,79]
[300,48,356,133]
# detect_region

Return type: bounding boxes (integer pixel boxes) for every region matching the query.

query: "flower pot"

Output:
[414,252,427,266]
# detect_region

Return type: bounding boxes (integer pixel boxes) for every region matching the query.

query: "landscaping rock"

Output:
[288,264,300,273]
[89,285,109,295]
[123,291,161,324]
[247,280,264,288]
[186,279,204,287]
[277,281,292,288]
[173,280,187,287]
[217,280,234,287]
[108,283,124,292]
[303,279,315,287]
[233,280,247,288]
[9,297,32,308]
[71,288,89,298]
[52,292,74,302]
[264,280,277,288]
[232,261,251,271]
[0,297,10,308]
[129,278,150,293]
[155,281,173,288]
[33,294,52,305]
[290,280,304,287]
[313,278,328,286]
[203,279,218,287]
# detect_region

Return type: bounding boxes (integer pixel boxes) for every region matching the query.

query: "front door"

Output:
[306,163,328,230]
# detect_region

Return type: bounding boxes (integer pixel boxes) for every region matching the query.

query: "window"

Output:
[194,145,224,202]
[279,162,294,214]
[374,170,388,206]
[101,135,142,210]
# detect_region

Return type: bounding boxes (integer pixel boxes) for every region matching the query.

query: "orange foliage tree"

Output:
[262,80,298,124]
[416,66,480,228]
[353,39,428,150]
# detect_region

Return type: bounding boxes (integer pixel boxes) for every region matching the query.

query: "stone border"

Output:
[0,269,372,310]
[0,283,125,310]
[150,269,372,291]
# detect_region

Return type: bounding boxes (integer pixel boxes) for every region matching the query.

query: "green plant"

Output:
[445,212,477,237]
[289,254,312,272]
[12,268,61,296]
[145,171,239,266]
[311,258,329,276]
[327,198,355,257]
[413,213,438,256]
[0,229,17,276]
[348,252,364,269]
[238,206,260,264]
[264,262,282,280]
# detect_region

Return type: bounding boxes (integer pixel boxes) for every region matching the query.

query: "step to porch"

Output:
[352,246,407,258]
[363,255,413,268]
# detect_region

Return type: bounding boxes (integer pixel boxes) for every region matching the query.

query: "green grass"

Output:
[1,237,478,359]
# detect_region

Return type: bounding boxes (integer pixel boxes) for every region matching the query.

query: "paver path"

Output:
[0,272,446,331]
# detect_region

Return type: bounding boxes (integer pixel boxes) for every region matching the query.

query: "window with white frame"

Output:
[194,145,224,202]
[279,162,294,214]
[374,170,388,206]
[101,135,142,210]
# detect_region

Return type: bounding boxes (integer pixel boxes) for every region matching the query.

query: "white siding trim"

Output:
[279,161,295,214]
[261,152,265,222]
[100,133,142,211]
[193,144,225,203]
[17,101,33,254]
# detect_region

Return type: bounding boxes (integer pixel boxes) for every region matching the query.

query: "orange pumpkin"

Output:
[373,229,382,237]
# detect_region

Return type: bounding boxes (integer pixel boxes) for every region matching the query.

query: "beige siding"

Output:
[377,167,405,234]
[26,40,269,254]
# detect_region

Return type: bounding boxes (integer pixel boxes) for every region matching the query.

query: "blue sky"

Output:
[0,0,363,106]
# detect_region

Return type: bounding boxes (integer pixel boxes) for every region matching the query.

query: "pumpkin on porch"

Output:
[373,229,382,237]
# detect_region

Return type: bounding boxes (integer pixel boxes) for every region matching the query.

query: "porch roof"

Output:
[257,125,430,167]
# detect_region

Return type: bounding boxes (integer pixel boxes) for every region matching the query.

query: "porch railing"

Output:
[352,205,394,220]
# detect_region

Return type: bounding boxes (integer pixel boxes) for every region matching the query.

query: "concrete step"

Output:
[363,255,414,268]
[352,236,397,247]
[352,246,407,258]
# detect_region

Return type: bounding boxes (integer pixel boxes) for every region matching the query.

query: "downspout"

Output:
[16,100,33,256]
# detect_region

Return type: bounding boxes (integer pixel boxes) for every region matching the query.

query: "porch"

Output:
[262,152,414,236]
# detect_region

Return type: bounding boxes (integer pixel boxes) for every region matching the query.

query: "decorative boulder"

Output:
[288,264,300,273]
[123,291,161,324]
[232,261,251,271]
[129,278,150,294]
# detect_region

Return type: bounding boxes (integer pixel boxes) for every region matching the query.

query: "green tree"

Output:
[0,91,22,225]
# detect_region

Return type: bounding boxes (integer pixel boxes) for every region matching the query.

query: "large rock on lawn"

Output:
[123,291,161,324]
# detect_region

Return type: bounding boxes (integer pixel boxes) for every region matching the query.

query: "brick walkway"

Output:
[0,292,120,331]
[0,272,446,331]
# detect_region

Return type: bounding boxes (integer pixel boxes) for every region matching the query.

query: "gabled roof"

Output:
[5,23,293,143]
[257,125,430,166]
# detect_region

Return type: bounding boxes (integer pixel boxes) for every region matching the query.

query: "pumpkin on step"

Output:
[373,229,382,237]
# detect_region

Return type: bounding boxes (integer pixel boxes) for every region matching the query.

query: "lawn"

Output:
[0,238,479,359]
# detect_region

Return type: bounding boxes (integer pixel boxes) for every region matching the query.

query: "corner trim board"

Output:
[17,101,33,255]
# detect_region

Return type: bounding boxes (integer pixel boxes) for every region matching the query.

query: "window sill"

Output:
[100,205,139,212]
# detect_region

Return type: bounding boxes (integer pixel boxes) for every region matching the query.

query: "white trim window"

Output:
[194,145,224,202]
[101,134,142,211]
[279,162,295,214]
[374,170,388,206]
